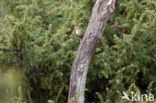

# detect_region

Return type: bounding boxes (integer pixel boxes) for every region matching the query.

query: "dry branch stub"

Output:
[68,0,116,103]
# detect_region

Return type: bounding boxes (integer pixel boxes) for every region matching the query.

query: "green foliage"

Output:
[0,0,155,103]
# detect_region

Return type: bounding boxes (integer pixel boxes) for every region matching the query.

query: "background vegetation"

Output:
[0,0,155,103]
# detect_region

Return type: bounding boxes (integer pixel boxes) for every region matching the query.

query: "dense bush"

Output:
[0,0,155,103]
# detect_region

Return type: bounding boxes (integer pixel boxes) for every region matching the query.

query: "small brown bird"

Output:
[75,27,85,38]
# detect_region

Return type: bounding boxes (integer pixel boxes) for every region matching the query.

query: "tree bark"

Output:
[68,0,116,103]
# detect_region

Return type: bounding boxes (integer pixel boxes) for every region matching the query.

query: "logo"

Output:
[122,91,155,102]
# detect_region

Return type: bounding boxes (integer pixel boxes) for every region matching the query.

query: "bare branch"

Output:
[68,0,116,103]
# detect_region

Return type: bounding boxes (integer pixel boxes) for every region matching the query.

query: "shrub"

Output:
[0,0,155,103]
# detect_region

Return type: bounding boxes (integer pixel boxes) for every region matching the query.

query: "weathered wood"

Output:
[68,0,116,103]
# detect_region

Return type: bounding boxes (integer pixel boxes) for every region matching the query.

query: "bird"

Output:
[75,27,85,38]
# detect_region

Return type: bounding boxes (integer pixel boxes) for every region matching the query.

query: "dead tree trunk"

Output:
[68,0,116,103]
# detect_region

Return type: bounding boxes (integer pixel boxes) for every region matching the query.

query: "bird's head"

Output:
[74,27,85,38]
